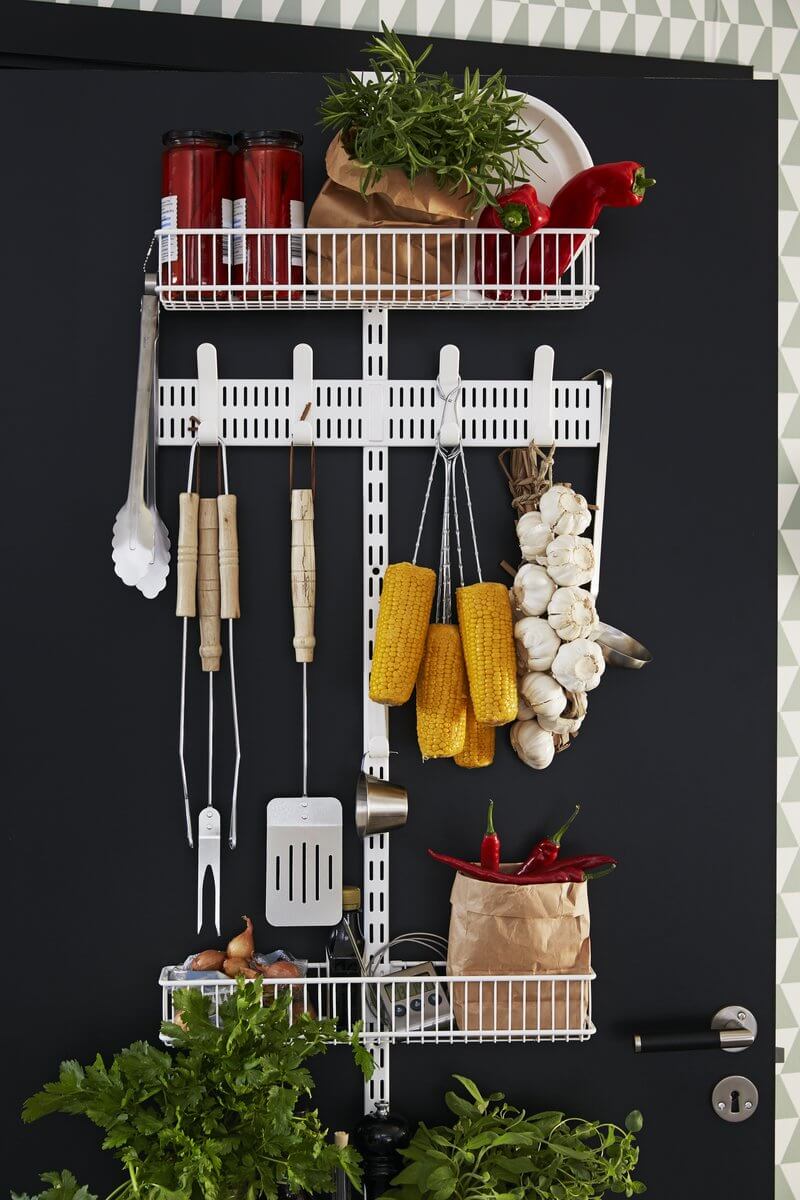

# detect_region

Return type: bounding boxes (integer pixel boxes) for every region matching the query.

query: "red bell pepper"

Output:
[476,184,550,302]
[527,161,654,298]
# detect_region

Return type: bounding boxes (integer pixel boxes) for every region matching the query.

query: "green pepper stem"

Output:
[585,864,618,883]
[500,202,531,233]
[632,166,656,196]
[549,804,580,847]
[584,864,616,881]
[485,799,496,836]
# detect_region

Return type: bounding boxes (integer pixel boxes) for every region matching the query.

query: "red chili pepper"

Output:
[517,805,580,876]
[480,800,501,871]
[515,864,618,883]
[427,848,615,885]
[530,853,616,875]
[476,184,550,302]
[527,162,654,298]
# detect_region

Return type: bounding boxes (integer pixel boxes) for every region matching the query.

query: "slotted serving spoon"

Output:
[266,476,342,927]
[112,293,159,586]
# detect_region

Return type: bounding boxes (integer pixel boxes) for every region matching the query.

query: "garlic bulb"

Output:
[517,511,553,561]
[510,718,556,770]
[548,587,599,642]
[539,485,591,536]
[519,671,567,719]
[516,693,537,721]
[514,617,561,672]
[540,534,595,587]
[551,639,605,693]
[512,563,556,617]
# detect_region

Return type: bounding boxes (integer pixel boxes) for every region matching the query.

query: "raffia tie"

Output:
[498,442,561,515]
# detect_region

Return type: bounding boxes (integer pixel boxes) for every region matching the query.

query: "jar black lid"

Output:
[234,129,303,149]
[162,130,231,146]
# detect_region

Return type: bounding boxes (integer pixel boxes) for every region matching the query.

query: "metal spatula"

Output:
[266,484,342,927]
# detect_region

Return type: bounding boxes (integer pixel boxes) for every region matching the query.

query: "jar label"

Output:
[160,195,178,264]
[290,199,304,269]
[221,198,233,265]
[233,197,246,267]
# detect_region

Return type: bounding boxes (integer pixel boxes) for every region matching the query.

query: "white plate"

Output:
[511,92,593,206]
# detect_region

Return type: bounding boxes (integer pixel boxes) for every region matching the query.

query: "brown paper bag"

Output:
[446,870,591,1035]
[307,134,473,301]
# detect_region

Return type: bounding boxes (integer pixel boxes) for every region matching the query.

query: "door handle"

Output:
[633,1005,757,1054]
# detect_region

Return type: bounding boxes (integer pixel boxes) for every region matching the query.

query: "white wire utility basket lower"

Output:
[159,961,596,1045]
[153,227,598,312]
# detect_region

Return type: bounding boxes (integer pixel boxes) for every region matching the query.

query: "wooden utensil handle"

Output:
[176,492,199,618]
[290,488,316,663]
[218,493,240,620]
[198,498,222,672]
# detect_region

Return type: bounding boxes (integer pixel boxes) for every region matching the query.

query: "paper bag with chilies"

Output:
[307,134,473,301]
[446,870,591,1034]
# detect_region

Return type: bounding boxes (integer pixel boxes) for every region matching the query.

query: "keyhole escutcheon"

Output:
[712,1076,759,1123]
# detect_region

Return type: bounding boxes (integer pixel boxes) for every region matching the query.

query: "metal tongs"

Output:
[111,275,170,595]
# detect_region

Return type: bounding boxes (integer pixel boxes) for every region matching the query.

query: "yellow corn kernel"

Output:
[454,697,495,768]
[369,562,437,706]
[456,582,518,726]
[416,624,468,759]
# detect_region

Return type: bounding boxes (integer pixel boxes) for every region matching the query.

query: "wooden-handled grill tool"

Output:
[266,387,342,928]
[176,345,241,934]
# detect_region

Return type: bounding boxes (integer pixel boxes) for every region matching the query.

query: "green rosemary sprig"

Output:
[319,24,547,211]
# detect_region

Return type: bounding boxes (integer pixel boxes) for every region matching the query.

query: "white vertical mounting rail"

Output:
[361,307,391,1110]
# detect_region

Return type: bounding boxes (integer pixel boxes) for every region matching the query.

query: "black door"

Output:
[1,64,775,1198]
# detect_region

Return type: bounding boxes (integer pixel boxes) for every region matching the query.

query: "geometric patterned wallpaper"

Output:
[30,0,800,1193]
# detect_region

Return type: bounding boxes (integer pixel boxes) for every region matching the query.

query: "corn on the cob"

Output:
[456,582,518,726]
[455,697,495,768]
[416,624,468,759]
[369,562,437,705]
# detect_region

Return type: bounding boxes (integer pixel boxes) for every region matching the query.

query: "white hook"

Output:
[531,344,555,447]
[292,343,314,446]
[195,343,220,447]
[437,344,461,449]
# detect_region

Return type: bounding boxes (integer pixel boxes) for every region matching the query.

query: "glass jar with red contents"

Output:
[233,130,304,302]
[161,130,232,302]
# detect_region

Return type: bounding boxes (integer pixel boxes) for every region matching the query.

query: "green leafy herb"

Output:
[319,24,546,211]
[383,1076,645,1200]
[23,981,373,1200]
[12,1171,97,1200]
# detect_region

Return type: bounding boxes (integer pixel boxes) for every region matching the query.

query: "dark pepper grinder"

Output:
[353,1101,411,1200]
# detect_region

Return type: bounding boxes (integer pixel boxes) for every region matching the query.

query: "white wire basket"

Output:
[153,227,598,312]
[158,960,596,1044]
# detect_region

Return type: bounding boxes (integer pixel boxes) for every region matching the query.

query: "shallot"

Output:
[226,915,255,960]
[223,956,259,979]
[190,949,226,972]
